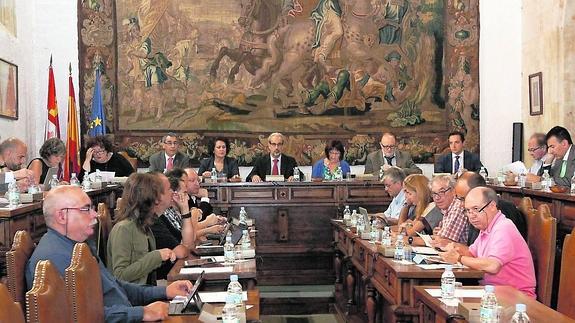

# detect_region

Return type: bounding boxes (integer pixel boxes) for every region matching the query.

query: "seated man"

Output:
[184,168,214,220]
[26,185,193,322]
[542,126,575,187]
[524,133,553,182]
[374,167,406,224]
[440,187,536,298]
[0,137,33,190]
[434,131,486,174]
[148,133,191,172]
[247,132,298,182]
[429,175,468,246]
[364,132,422,176]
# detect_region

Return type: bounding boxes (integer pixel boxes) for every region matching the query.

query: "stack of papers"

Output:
[412,246,440,255]
[425,288,484,298]
[180,266,233,274]
[416,264,466,270]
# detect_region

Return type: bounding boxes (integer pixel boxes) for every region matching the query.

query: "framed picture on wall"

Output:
[0,58,18,120]
[529,72,543,116]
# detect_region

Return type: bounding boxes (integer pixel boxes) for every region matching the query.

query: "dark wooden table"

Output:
[167,257,257,290]
[162,289,260,322]
[414,285,573,323]
[332,220,484,323]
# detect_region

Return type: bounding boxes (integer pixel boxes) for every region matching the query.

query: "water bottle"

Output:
[335,166,343,181]
[394,234,404,261]
[369,221,378,243]
[241,229,250,249]
[224,236,235,265]
[48,174,59,190]
[8,180,20,207]
[480,285,498,323]
[239,207,248,226]
[70,173,80,186]
[350,210,358,227]
[356,213,365,234]
[379,166,385,181]
[211,167,217,182]
[382,227,391,247]
[227,274,244,308]
[94,169,102,183]
[511,303,530,323]
[293,167,301,182]
[441,265,456,299]
[222,295,240,323]
[343,205,351,224]
[235,244,243,261]
[519,173,526,188]
[479,167,487,180]
[542,170,551,191]
[403,243,413,262]
[82,174,91,191]
[497,170,505,186]
[570,174,575,194]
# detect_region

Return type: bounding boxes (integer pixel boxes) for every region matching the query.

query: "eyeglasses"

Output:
[164,141,179,146]
[455,195,465,202]
[92,149,107,155]
[431,187,452,199]
[463,200,492,216]
[62,205,96,214]
[380,144,396,150]
[527,146,543,153]
[269,142,283,147]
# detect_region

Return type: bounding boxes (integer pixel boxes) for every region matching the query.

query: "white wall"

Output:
[479,0,523,174]
[0,0,78,160]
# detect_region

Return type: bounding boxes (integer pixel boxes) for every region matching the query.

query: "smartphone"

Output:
[183,258,215,267]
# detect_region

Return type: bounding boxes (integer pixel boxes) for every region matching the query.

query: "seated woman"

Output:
[198,137,240,181]
[107,173,187,284]
[312,140,351,180]
[82,135,134,177]
[27,138,66,184]
[397,174,442,236]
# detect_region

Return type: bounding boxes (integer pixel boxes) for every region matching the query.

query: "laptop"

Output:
[193,222,245,256]
[358,207,372,231]
[168,271,205,315]
[42,167,59,188]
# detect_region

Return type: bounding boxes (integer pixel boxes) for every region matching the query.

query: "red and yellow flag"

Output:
[45,56,60,139]
[64,64,80,181]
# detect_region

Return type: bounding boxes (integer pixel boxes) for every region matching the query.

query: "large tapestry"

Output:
[77,0,479,166]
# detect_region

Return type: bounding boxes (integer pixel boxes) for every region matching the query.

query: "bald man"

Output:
[26,186,193,322]
[0,137,33,190]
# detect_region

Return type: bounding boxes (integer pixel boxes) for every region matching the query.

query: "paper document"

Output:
[198,291,248,303]
[416,264,465,270]
[412,246,440,255]
[180,266,233,274]
[88,171,115,182]
[501,161,527,175]
[416,232,433,247]
[201,256,225,262]
[425,288,484,298]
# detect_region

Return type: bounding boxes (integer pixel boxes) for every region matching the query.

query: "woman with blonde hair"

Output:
[397,174,443,236]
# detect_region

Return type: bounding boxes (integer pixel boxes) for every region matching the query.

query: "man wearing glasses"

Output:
[439,187,536,298]
[149,132,191,172]
[429,175,468,246]
[364,132,422,175]
[26,185,193,322]
[247,132,298,182]
[523,133,553,182]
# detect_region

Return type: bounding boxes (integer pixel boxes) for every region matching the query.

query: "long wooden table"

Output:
[332,220,484,323]
[168,258,257,290]
[414,286,573,322]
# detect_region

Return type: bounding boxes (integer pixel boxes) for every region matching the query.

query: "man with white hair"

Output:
[247,132,298,182]
[429,174,468,246]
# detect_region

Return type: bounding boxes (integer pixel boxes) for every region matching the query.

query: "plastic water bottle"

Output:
[224,236,235,265]
[8,180,20,207]
[70,173,80,186]
[241,229,250,249]
[570,174,575,194]
[94,169,102,183]
[48,174,59,190]
[211,167,217,182]
[479,167,487,180]
[335,166,343,181]
[480,285,498,323]
[350,210,358,227]
[293,167,301,182]
[343,205,351,224]
[497,170,505,186]
[227,274,244,308]
[221,294,240,323]
[82,174,91,191]
[511,303,530,323]
[369,221,378,243]
[394,234,404,261]
[519,173,526,188]
[441,265,456,299]
[356,213,365,234]
[379,166,385,181]
[542,170,551,191]
[403,243,413,261]
[382,227,391,247]
[239,207,248,226]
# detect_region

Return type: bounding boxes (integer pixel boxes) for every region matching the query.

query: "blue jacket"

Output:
[312,159,351,179]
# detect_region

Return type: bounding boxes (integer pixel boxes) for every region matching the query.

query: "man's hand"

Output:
[439,248,460,264]
[287,176,295,182]
[251,175,262,182]
[197,188,209,198]
[142,301,169,321]
[158,248,176,262]
[230,175,242,182]
[13,168,33,180]
[203,214,220,226]
[166,280,194,299]
[173,244,189,259]
[525,173,540,183]
[16,178,30,192]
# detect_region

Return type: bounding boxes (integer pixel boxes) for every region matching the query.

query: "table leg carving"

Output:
[367,284,376,323]
[334,251,342,285]
[346,267,355,314]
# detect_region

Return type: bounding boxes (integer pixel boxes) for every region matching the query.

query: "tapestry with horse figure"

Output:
[78,0,479,166]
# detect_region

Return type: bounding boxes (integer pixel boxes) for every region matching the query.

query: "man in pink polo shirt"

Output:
[439,187,536,298]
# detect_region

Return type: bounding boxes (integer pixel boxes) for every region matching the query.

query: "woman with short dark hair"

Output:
[27,138,66,184]
[311,140,351,180]
[198,137,240,180]
[82,135,134,177]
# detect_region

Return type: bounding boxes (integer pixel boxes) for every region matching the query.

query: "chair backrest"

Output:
[6,230,35,311]
[519,197,536,243]
[558,228,575,319]
[118,151,138,170]
[528,204,556,306]
[25,260,71,323]
[0,283,25,323]
[65,243,104,323]
[96,202,112,264]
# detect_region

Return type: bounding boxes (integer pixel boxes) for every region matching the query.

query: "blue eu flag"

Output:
[89,68,105,136]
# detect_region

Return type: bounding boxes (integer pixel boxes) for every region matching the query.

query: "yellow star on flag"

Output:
[93,117,102,127]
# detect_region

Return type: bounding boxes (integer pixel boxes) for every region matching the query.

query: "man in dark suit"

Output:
[434,131,486,174]
[364,132,422,175]
[247,133,298,182]
[184,168,214,219]
[543,126,575,187]
[148,133,191,172]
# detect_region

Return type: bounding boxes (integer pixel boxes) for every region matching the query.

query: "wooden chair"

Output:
[0,283,25,323]
[527,204,556,306]
[96,202,112,264]
[558,227,575,319]
[6,230,35,312]
[65,243,104,323]
[118,151,138,171]
[25,260,72,323]
[519,197,536,243]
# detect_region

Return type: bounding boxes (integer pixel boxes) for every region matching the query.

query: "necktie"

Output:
[454,155,460,174]
[272,158,279,175]
[384,156,394,166]
[167,157,174,171]
[560,160,567,177]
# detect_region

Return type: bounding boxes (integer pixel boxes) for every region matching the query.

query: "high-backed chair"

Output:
[118,151,138,171]
[0,283,25,323]
[6,230,35,312]
[519,197,536,242]
[65,243,104,323]
[96,202,112,264]
[25,260,72,323]
[558,227,575,319]
[528,204,556,306]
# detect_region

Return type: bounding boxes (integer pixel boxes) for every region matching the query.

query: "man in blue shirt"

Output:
[26,185,193,322]
[381,166,406,224]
